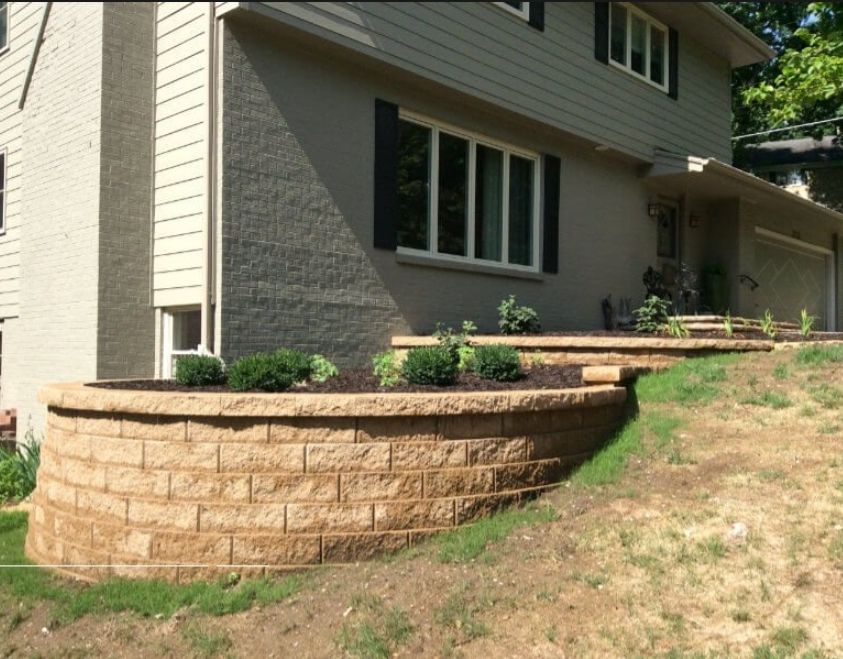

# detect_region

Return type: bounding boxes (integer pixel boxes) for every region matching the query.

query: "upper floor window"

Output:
[396,112,540,271]
[494,2,530,21]
[609,3,668,91]
[0,2,9,53]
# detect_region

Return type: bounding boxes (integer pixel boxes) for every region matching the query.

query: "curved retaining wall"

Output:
[26,381,628,583]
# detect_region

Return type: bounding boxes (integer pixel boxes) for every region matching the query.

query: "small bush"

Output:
[760,308,777,339]
[175,354,225,387]
[0,453,23,502]
[799,308,815,338]
[498,295,540,335]
[457,345,476,373]
[227,349,311,392]
[473,344,523,382]
[666,315,689,339]
[309,354,338,383]
[402,347,458,386]
[434,320,477,366]
[372,351,402,387]
[723,311,734,337]
[634,295,670,333]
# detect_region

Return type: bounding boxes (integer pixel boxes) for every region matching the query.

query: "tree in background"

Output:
[720,2,843,140]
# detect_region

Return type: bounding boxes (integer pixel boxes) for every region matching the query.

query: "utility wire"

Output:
[732,116,843,141]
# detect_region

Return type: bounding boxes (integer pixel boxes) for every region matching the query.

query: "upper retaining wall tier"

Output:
[26,381,628,583]
[392,335,772,368]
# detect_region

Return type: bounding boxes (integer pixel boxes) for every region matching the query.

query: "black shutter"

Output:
[668,27,678,100]
[528,2,544,31]
[373,98,399,250]
[542,154,561,274]
[594,2,609,64]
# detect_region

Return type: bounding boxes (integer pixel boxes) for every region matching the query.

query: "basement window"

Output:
[161,307,201,379]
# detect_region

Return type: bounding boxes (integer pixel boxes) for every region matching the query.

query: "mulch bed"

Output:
[88,364,585,394]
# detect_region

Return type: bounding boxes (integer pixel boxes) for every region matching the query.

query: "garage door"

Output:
[754,231,830,329]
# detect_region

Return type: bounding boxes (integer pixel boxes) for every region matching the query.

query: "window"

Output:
[161,307,201,378]
[0,150,6,234]
[609,3,668,90]
[397,113,540,271]
[494,2,530,21]
[0,2,9,53]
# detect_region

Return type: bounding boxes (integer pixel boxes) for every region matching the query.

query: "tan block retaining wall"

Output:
[392,335,772,368]
[26,381,629,583]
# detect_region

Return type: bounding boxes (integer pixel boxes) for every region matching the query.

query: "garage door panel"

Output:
[754,236,828,329]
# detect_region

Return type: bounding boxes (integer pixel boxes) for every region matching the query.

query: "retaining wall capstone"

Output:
[26,381,629,583]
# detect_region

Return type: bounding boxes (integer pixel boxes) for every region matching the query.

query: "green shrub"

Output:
[457,345,476,373]
[634,295,670,333]
[0,434,40,502]
[0,453,23,502]
[309,354,338,383]
[227,349,311,392]
[666,315,689,339]
[402,347,458,386]
[372,351,402,387]
[723,311,734,337]
[174,354,225,387]
[473,344,522,382]
[799,308,815,338]
[498,295,540,335]
[434,320,477,367]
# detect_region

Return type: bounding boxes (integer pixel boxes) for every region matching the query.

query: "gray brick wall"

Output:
[97,2,155,379]
[219,21,655,366]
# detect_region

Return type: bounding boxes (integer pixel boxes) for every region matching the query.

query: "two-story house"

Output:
[1,1,842,432]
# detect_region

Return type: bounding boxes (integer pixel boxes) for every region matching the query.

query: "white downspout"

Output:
[201,3,218,353]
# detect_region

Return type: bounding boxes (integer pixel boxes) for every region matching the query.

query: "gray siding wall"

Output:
[220,21,657,365]
[250,1,733,163]
[97,2,155,379]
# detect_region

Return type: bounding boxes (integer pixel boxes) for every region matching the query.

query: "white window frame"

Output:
[161,306,202,379]
[0,147,7,236]
[0,2,10,57]
[396,110,542,274]
[493,2,530,21]
[608,2,669,92]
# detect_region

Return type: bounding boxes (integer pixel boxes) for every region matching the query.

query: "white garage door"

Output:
[754,230,831,329]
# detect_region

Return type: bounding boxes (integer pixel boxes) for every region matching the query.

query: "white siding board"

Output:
[153,2,208,308]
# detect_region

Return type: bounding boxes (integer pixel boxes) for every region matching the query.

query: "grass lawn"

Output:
[3,346,843,657]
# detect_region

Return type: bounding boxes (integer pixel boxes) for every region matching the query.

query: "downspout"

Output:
[19,2,52,110]
[202,3,218,353]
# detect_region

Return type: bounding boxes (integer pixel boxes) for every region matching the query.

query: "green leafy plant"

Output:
[174,354,225,387]
[799,308,816,339]
[309,354,338,382]
[666,315,690,339]
[227,348,312,392]
[372,351,402,388]
[434,320,477,369]
[473,344,523,382]
[498,295,541,335]
[761,309,778,339]
[0,433,40,502]
[723,311,734,338]
[457,345,476,373]
[634,295,671,333]
[402,347,458,386]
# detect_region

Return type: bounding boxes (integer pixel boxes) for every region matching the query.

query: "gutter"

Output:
[202,3,218,353]
[18,2,52,110]
[699,3,776,62]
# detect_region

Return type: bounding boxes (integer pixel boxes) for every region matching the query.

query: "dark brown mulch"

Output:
[88,364,585,394]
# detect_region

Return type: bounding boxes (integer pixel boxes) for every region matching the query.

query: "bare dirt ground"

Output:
[4,349,843,658]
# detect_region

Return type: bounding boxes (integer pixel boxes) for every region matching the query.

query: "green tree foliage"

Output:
[720,2,843,139]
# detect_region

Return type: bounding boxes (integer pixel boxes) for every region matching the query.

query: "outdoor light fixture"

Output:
[648,201,665,218]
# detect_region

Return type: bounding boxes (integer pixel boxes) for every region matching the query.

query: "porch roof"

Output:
[644,150,843,224]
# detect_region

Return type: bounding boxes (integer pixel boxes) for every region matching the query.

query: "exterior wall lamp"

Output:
[648,201,666,219]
